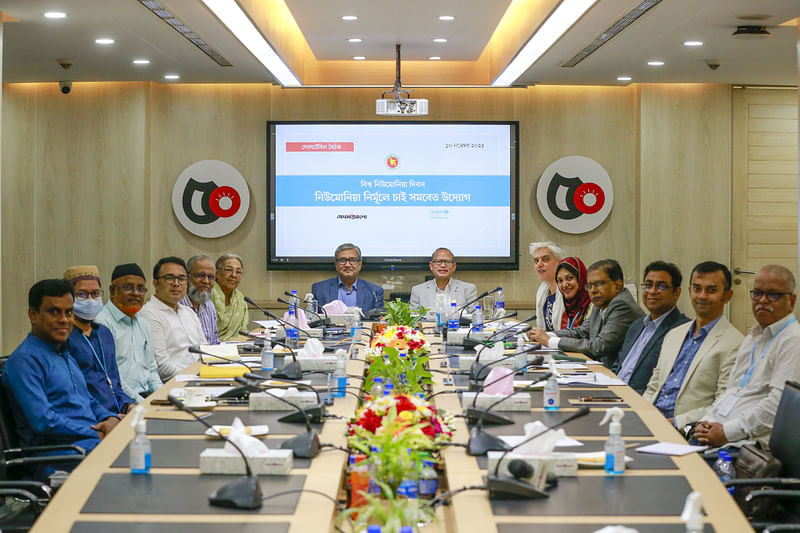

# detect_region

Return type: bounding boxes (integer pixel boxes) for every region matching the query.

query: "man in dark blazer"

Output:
[311,243,384,314]
[530,259,645,367]
[613,261,690,394]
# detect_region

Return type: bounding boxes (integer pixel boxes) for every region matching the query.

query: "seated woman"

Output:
[555,257,593,329]
[211,253,249,341]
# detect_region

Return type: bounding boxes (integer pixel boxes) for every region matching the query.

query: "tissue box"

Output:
[199,448,293,475]
[446,329,492,345]
[328,313,359,326]
[296,355,337,372]
[461,392,531,411]
[249,391,319,411]
[487,451,578,482]
[458,353,516,371]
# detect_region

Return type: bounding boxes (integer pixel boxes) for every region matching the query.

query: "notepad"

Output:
[635,442,707,456]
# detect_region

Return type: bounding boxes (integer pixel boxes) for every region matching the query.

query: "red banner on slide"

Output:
[286,142,354,152]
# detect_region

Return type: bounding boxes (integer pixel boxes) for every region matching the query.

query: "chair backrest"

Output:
[769,380,800,477]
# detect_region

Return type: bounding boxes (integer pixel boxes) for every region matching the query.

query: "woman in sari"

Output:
[212,253,249,341]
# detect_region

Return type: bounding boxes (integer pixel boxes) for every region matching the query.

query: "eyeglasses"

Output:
[117,283,147,295]
[157,274,188,285]
[221,267,243,276]
[641,282,673,292]
[431,259,454,266]
[335,257,361,265]
[75,290,103,300]
[190,273,216,282]
[750,289,793,302]
[586,280,612,290]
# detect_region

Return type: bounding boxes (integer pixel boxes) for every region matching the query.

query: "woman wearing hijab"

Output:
[555,257,593,329]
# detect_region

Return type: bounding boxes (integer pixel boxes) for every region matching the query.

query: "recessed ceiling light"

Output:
[433,38,448,43]
[439,15,455,21]
[341,15,357,21]
[44,12,67,19]
[133,59,151,65]
[683,40,703,46]
[353,56,366,61]
[617,76,632,81]
[429,56,441,60]
[647,60,664,66]
[95,38,115,45]
[164,74,180,80]
[347,38,362,43]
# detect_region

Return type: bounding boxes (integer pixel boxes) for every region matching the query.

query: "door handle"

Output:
[734,268,755,275]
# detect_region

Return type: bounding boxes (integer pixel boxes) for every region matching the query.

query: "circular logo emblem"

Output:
[172,160,250,238]
[536,156,613,234]
[386,154,399,169]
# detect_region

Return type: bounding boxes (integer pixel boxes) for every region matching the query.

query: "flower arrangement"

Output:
[368,325,430,360]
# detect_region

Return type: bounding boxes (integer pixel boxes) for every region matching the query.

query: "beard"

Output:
[188,284,212,305]
[118,304,142,318]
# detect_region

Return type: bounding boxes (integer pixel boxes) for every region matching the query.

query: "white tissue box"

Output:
[446,330,492,345]
[461,392,531,411]
[487,451,578,482]
[249,391,319,411]
[296,355,337,372]
[199,448,293,475]
[328,313,359,326]
[458,354,516,371]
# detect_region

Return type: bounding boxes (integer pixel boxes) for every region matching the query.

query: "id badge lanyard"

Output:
[739,317,796,389]
[83,334,121,413]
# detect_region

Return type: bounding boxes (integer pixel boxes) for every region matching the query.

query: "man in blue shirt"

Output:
[64,266,135,415]
[3,279,120,477]
[312,243,384,314]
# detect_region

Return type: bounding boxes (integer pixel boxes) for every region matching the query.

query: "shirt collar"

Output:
[152,294,180,313]
[644,306,676,328]
[338,277,358,291]
[105,300,132,324]
[761,312,797,337]
[27,332,68,354]
[691,315,722,337]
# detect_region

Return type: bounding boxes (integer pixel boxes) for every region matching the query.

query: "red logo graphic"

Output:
[573,182,605,214]
[386,155,399,169]
[209,186,241,218]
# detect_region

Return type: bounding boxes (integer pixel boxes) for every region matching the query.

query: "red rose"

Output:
[421,424,435,438]
[395,395,416,414]
[359,409,382,433]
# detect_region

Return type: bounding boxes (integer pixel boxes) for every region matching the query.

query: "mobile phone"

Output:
[150,399,172,406]
[578,396,623,403]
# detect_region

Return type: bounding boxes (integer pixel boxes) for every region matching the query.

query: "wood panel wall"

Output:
[2,81,733,353]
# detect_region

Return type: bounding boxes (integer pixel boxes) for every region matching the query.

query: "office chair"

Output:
[726,381,800,532]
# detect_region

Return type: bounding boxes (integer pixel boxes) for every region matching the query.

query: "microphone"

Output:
[455,290,490,325]
[169,396,262,509]
[277,297,330,328]
[245,296,312,339]
[266,338,303,381]
[463,312,518,348]
[470,316,536,380]
[487,406,591,499]
[467,372,553,456]
[230,378,320,458]
[426,353,542,403]
[238,329,265,347]
[469,343,541,384]
[188,346,257,400]
[240,373,326,424]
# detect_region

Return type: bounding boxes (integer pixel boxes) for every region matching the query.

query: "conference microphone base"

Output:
[467,428,511,456]
[208,475,263,509]
[272,361,303,381]
[217,385,254,400]
[465,407,514,426]
[309,319,331,328]
[277,404,326,424]
[280,430,321,459]
[487,475,549,500]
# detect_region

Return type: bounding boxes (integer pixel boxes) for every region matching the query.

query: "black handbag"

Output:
[733,441,783,521]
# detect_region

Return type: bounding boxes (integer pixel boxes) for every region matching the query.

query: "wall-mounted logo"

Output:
[536,155,613,234]
[172,160,250,238]
[386,154,399,169]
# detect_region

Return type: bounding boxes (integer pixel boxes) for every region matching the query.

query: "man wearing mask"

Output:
[179,254,219,345]
[95,263,163,401]
[64,266,135,415]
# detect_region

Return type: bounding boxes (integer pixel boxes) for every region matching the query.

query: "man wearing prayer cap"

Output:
[95,263,163,400]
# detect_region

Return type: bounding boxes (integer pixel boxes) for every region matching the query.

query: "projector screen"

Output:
[267,121,519,270]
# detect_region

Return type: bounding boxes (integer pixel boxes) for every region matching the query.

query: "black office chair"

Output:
[388,292,411,303]
[726,381,800,532]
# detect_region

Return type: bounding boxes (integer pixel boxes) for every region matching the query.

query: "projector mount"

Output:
[376,44,428,115]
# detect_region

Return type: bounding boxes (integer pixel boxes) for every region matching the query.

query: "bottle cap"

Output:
[373,377,383,383]
[367,525,382,533]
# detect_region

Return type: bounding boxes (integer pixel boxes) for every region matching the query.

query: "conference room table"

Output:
[28,328,753,533]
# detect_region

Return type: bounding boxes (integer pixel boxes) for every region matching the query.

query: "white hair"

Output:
[528,241,567,261]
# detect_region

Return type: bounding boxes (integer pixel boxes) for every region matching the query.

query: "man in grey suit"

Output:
[614,261,690,394]
[530,259,645,366]
[410,248,477,314]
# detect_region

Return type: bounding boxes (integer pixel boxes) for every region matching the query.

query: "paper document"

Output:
[515,374,625,387]
[500,435,583,448]
[635,443,707,456]
[176,375,232,382]
[199,344,240,362]
[253,320,280,329]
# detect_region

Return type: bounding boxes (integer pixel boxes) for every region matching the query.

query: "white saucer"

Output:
[204,424,269,438]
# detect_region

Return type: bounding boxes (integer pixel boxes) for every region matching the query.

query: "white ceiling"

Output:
[0,0,797,86]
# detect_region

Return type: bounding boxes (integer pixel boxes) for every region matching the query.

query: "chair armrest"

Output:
[726,478,800,488]
[763,525,800,533]
[0,480,52,499]
[6,444,86,456]
[4,453,85,467]
[745,489,800,503]
[0,488,43,511]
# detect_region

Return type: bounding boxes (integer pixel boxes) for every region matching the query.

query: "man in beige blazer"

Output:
[643,262,744,428]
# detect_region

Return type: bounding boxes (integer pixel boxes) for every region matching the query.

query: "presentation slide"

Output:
[269,122,516,266]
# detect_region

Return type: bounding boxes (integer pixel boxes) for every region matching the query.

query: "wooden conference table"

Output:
[28,330,753,533]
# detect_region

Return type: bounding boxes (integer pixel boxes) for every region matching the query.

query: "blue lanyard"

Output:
[83,333,120,413]
[566,313,579,329]
[740,317,796,388]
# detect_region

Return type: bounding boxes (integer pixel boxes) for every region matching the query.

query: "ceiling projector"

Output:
[376,98,429,116]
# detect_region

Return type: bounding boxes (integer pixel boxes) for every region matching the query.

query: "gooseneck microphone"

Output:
[266,338,303,381]
[169,396,262,509]
[469,345,542,384]
[463,312,519,348]
[469,316,536,381]
[244,296,312,339]
[277,297,330,328]
[283,292,331,326]
[189,346,257,400]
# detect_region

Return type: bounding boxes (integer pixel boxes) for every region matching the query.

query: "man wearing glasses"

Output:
[139,257,205,381]
[179,254,219,345]
[694,264,800,446]
[312,243,384,314]
[410,248,477,313]
[614,261,690,394]
[643,262,743,428]
[96,263,163,400]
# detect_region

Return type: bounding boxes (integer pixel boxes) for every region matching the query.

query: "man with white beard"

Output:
[180,254,219,345]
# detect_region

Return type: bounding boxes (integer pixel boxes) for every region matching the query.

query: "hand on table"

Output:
[527,327,551,345]
[693,421,728,447]
[93,416,121,439]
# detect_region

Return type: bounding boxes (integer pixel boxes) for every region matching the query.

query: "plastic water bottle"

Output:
[471,304,484,333]
[447,300,459,331]
[514,346,528,372]
[260,340,274,377]
[367,526,382,533]
[324,373,333,405]
[383,382,394,397]
[397,472,418,500]
[494,287,505,315]
[290,289,299,307]
[418,460,438,500]
[370,377,384,399]
[332,354,347,398]
[129,406,151,474]
[348,455,370,508]
[434,293,448,333]
[543,359,560,411]
[713,450,736,494]
[286,306,299,349]
[600,407,626,475]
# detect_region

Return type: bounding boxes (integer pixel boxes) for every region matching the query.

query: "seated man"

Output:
[180,254,220,345]
[139,257,206,381]
[694,265,800,446]
[529,259,644,367]
[95,263,163,401]
[64,266,135,415]
[312,243,384,314]
[643,262,743,427]
[2,279,120,478]
[410,247,477,313]
[614,261,690,394]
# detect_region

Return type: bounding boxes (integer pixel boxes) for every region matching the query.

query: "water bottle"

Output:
[286,306,299,349]
[713,450,736,494]
[397,472,418,500]
[434,293,448,333]
[349,455,370,508]
[383,382,394,397]
[471,304,484,333]
[370,377,384,399]
[332,354,347,398]
[260,340,274,377]
[543,374,560,411]
[367,526,382,533]
[447,300,459,331]
[290,289,299,307]
[129,406,151,474]
[368,446,382,495]
[418,460,438,500]
[494,287,505,315]
[324,373,333,405]
[514,346,528,372]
